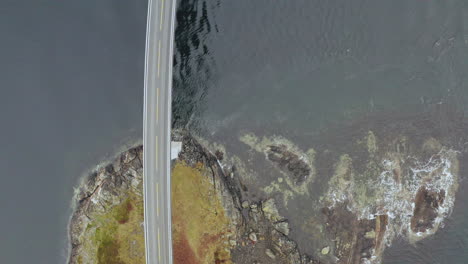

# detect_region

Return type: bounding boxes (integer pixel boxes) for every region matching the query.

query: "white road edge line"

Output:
[143,1,153,264]
[166,0,176,262]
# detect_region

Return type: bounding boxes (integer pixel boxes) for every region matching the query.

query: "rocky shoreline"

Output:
[67,133,316,263]
[68,107,465,263]
[68,145,145,264]
[176,133,315,263]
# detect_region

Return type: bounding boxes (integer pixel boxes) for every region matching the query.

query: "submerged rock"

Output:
[240,133,317,198]
[266,144,311,185]
[321,246,330,255]
[262,198,282,222]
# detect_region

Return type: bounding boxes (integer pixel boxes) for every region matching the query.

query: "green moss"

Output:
[90,198,138,264]
[97,231,124,264]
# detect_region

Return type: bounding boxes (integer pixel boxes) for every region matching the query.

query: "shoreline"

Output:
[65,108,466,263]
[65,139,142,264]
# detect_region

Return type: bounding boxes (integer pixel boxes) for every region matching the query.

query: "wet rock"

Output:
[374,215,388,255]
[274,221,290,236]
[215,149,224,161]
[265,248,276,259]
[322,204,385,264]
[267,144,311,185]
[262,198,282,222]
[239,133,316,195]
[249,232,257,242]
[250,203,259,213]
[411,187,445,233]
[365,230,376,239]
[321,246,330,255]
[231,195,308,263]
[122,148,137,163]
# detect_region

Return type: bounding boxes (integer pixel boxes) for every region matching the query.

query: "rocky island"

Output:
[68,106,466,264]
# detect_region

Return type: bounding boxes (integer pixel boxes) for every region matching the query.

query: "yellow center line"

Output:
[155,135,158,169]
[156,182,160,217]
[160,0,164,31]
[157,40,161,77]
[156,87,159,122]
[157,228,161,262]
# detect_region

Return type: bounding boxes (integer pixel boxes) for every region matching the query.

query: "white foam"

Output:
[326,148,459,262]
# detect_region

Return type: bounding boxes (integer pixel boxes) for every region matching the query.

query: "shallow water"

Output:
[174,0,468,263]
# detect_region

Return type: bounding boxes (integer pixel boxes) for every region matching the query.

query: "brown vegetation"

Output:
[172,162,233,264]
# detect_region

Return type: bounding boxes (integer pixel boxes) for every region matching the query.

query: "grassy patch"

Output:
[78,191,145,264]
[172,162,233,264]
[97,231,124,264]
[113,198,133,224]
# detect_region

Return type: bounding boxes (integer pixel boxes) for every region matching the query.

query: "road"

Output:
[143,0,176,263]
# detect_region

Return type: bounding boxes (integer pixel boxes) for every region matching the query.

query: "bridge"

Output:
[142,0,176,263]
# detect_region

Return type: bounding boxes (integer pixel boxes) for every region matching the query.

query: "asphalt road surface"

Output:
[143,0,176,263]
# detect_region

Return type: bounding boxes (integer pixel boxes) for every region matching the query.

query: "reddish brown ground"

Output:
[173,230,199,264]
[118,202,133,224]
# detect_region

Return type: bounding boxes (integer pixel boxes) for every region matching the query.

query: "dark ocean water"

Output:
[0,1,147,263]
[173,0,468,263]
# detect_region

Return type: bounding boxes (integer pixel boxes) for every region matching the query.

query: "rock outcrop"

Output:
[68,146,144,264]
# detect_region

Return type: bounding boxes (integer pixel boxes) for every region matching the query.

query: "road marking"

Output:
[156,87,159,122]
[157,40,161,77]
[160,0,164,31]
[157,228,161,262]
[156,182,160,217]
[155,135,158,169]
